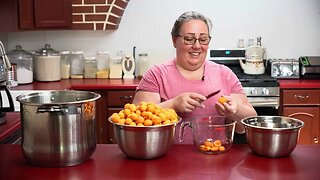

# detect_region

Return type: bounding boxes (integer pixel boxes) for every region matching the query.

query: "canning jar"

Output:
[7,45,33,84]
[137,53,149,78]
[84,56,97,79]
[96,50,109,78]
[60,50,70,79]
[109,56,123,79]
[70,50,84,79]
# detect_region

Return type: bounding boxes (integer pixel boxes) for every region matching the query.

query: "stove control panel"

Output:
[243,87,279,97]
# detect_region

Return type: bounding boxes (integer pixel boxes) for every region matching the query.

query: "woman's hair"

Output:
[171,11,212,37]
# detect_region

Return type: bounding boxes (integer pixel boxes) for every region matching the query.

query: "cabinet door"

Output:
[283,107,319,145]
[0,0,18,31]
[18,0,34,29]
[34,0,72,28]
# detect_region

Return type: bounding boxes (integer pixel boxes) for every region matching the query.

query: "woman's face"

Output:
[173,19,210,71]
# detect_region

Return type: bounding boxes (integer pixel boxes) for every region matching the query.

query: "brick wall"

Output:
[72,0,129,30]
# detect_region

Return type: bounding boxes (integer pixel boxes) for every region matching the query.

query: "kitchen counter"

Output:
[10,78,141,91]
[0,144,319,180]
[0,113,20,143]
[278,79,320,89]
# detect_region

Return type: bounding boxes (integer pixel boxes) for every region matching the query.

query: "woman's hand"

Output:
[172,92,206,113]
[215,95,237,116]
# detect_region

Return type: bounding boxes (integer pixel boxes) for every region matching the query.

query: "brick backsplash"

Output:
[72,0,129,30]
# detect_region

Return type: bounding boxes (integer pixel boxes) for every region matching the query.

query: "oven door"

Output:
[248,97,279,116]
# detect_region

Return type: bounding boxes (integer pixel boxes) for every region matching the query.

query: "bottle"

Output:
[84,56,97,78]
[60,50,71,79]
[70,50,84,79]
[96,50,109,78]
[137,53,149,78]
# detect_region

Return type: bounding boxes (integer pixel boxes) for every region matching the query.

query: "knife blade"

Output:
[198,90,221,103]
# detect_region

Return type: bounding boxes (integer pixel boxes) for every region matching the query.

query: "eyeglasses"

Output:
[178,34,211,45]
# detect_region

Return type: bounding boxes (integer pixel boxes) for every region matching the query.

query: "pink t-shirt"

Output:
[136,59,244,143]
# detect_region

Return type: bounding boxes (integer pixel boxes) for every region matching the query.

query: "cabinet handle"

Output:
[119,95,133,103]
[314,138,319,144]
[294,95,309,99]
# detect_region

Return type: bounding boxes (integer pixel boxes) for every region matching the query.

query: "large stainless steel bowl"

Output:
[108,117,180,159]
[241,116,304,158]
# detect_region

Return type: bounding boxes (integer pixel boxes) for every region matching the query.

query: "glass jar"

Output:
[137,53,149,78]
[109,56,123,79]
[60,50,70,79]
[84,56,97,78]
[7,45,33,84]
[96,50,109,78]
[70,50,84,79]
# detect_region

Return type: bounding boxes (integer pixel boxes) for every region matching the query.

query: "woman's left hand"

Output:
[215,95,237,117]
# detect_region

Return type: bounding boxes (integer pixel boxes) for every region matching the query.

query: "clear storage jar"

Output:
[84,56,97,79]
[7,45,33,84]
[96,50,109,78]
[70,50,84,79]
[137,53,149,78]
[60,50,70,79]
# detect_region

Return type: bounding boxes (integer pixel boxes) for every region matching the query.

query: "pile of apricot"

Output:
[199,139,226,152]
[110,102,179,126]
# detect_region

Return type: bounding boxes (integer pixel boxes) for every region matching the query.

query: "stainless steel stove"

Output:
[208,49,279,115]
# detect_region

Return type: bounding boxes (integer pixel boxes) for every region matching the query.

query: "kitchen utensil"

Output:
[240,36,266,75]
[0,85,15,124]
[16,90,101,167]
[179,116,236,154]
[34,44,61,81]
[239,53,265,75]
[241,116,304,158]
[122,55,135,79]
[198,89,221,103]
[108,117,181,159]
[7,45,33,84]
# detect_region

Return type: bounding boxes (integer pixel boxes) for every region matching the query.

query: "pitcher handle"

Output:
[178,121,191,143]
[0,85,14,112]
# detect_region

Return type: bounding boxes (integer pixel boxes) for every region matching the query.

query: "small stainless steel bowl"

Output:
[241,116,304,158]
[108,117,181,159]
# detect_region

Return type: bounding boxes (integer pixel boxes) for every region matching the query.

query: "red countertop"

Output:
[9,78,140,91]
[278,79,320,89]
[0,113,20,143]
[0,144,319,180]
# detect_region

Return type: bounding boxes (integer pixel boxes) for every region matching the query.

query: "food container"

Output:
[84,56,97,78]
[70,50,84,79]
[96,50,109,78]
[60,50,71,79]
[179,116,236,154]
[34,44,61,81]
[241,116,304,158]
[108,117,181,159]
[7,45,33,84]
[16,90,101,167]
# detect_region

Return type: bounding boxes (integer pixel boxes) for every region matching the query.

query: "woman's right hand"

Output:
[172,92,206,113]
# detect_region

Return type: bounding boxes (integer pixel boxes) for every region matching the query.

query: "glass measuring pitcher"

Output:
[179,116,236,154]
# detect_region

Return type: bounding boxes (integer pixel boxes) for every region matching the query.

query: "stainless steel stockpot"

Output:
[16,90,101,167]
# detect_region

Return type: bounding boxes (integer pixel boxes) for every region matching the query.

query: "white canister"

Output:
[34,44,61,81]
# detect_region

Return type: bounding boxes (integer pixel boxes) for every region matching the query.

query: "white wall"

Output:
[4,0,320,65]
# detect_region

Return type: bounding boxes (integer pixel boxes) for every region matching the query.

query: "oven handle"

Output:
[248,98,279,108]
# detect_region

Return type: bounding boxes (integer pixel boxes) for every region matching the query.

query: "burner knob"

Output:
[262,88,269,95]
[251,89,258,95]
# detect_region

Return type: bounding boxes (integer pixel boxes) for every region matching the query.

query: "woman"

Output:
[133,11,257,143]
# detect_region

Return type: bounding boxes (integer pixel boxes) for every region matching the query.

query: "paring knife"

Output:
[198,90,221,103]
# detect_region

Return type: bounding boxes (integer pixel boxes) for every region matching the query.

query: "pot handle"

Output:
[178,121,191,143]
[0,85,14,112]
[37,104,68,114]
